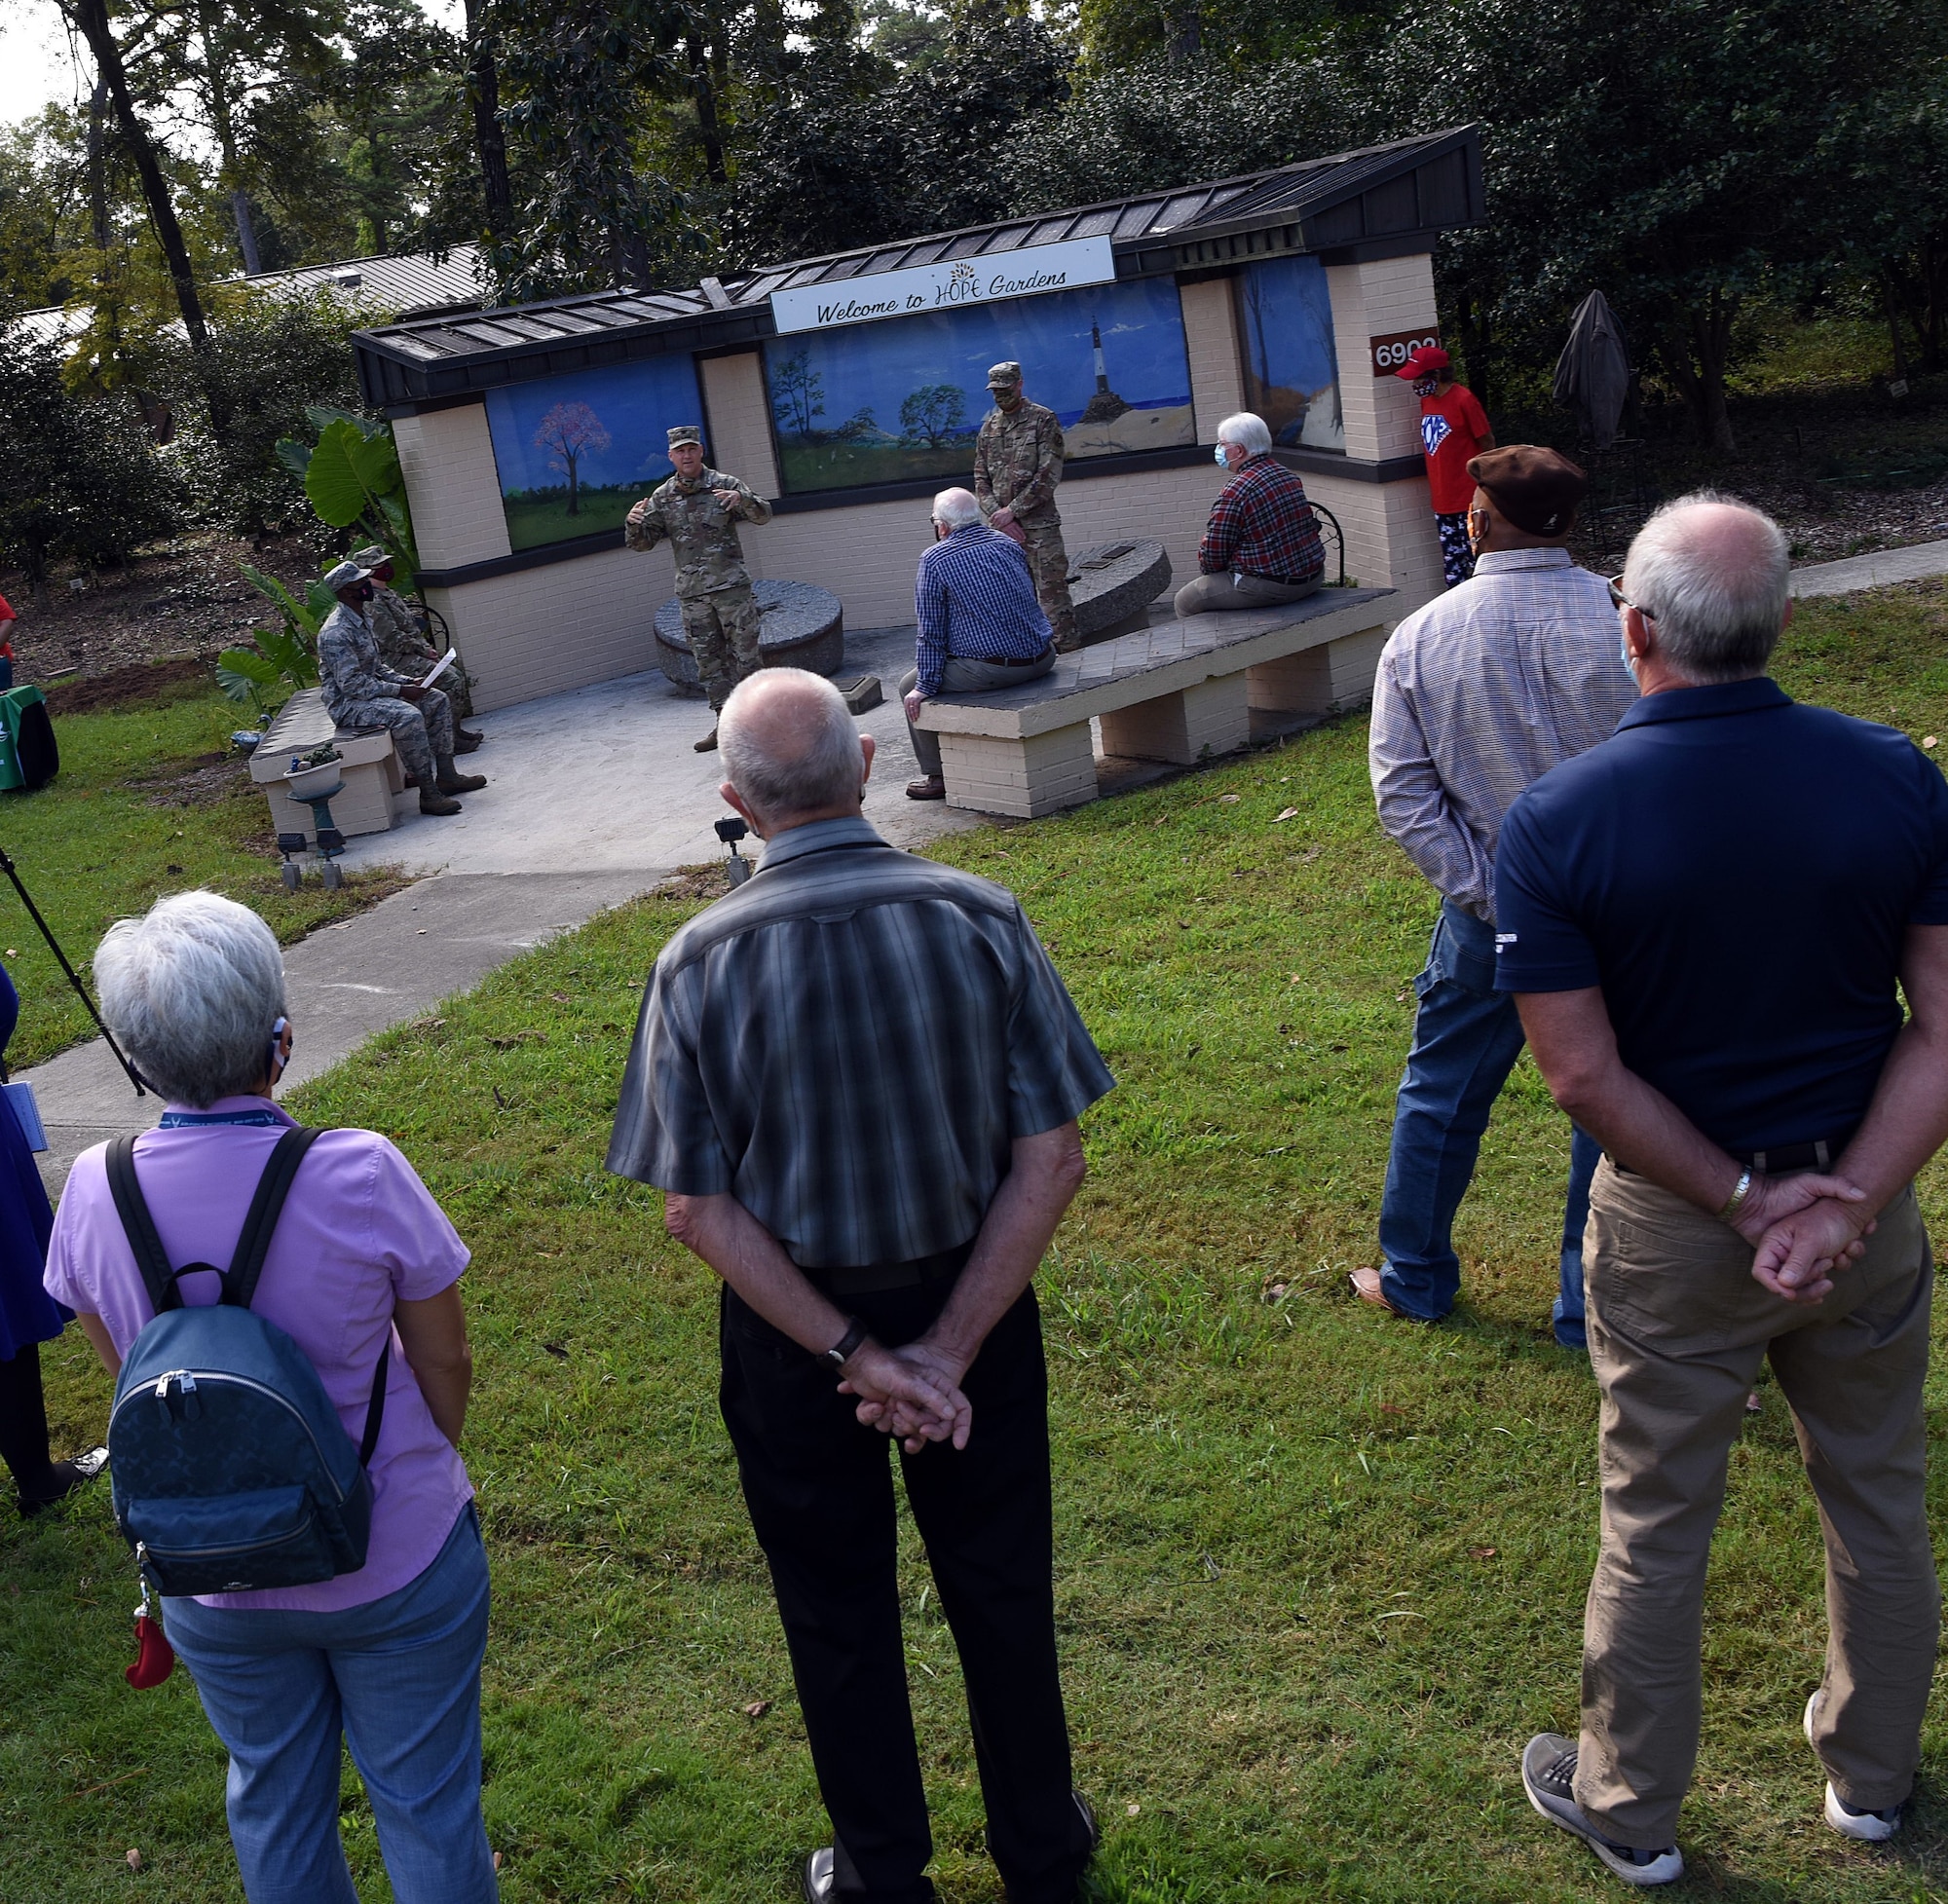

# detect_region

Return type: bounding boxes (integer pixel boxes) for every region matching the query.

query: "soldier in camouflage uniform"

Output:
[316,560,485,817]
[625,426,775,752]
[350,543,479,724]
[972,360,1077,652]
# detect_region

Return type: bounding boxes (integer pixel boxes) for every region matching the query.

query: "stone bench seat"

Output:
[247,688,415,842]
[913,586,1396,817]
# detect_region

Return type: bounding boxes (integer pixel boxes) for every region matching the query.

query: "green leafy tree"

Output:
[276,405,419,580]
[899,382,966,447]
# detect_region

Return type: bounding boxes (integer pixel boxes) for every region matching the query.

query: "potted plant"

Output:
[282,743,343,803]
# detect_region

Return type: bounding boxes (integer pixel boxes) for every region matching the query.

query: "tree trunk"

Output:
[464,0,512,236]
[86,79,110,252]
[687,33,727,184]
[1165,3,1200,61]
[1660,290,1737,454]
[1883,273,1912,393]
[62,0,212,359]
[231,188,263,276]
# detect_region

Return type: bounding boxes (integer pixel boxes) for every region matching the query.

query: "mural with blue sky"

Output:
[763,276,1195,494]
[485,354,704,550]
[1240,253,1343,452]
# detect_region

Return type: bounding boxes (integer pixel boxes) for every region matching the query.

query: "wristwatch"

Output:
[824,1318,869,1368]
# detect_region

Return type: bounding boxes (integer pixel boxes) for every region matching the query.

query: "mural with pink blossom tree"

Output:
[533,401,612,516]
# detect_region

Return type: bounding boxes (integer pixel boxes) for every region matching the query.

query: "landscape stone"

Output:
[1067,538,1174,644]
[655,579,845,691]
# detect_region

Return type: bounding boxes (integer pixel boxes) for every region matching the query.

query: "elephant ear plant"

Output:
[215,566,333,714]
[277,406,420,585]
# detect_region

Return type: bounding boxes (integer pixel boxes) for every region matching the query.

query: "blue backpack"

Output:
[105,1127,390,1597]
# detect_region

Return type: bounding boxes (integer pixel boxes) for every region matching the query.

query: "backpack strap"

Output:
[359,1335,391,1467]
[106,1135,185,1315]
[224,1126,323,1308]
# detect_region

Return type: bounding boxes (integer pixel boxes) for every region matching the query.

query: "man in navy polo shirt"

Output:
[1494,494,1948,1886]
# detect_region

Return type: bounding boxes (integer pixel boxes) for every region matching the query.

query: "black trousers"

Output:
[719,1277,1090,1904]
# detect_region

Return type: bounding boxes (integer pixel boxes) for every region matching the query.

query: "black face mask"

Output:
[355,583,375,603]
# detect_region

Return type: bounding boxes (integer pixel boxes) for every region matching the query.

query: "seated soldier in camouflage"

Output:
[348,543,479,727]
[317,560,486,818]
[625,425,774,752]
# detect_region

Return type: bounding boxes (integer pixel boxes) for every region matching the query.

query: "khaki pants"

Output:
[1173,571,1322,617]
[1576,1160,1937,1847]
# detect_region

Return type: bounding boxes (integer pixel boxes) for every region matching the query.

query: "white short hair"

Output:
[720,669,863,824]
[1622,492,1790,684]
[932,487,983,530]
[95,892,286,1107]
[1217,413,1271,457]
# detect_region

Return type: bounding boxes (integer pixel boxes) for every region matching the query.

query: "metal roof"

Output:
[355,126,1483,410]
[7,243,484,353]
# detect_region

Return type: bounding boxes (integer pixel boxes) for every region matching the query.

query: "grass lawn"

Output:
[2,667,407,1070]
[7,583,1948,1901]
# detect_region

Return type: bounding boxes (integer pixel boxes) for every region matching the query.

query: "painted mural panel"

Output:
[1240,253,1344,453]
[762,276,1195,495]
[484,354,705,551]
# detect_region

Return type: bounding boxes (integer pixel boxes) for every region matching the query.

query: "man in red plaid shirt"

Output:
[1174,411,1327,617]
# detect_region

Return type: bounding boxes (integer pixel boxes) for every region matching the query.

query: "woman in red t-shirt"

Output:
[1396,346,1495,587]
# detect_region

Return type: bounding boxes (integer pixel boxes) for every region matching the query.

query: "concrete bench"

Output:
[248,689,415,842]
[914,586,1397,817]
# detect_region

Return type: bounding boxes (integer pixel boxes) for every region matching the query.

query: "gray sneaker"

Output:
[1804,1691,1902,1841]
[1521,1735,1683,1885]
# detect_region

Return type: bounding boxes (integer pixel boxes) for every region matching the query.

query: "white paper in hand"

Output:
[418,647,459,691]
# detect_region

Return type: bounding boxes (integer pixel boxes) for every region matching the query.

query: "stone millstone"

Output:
[654,579,845,692]
[1066,538,1173,645]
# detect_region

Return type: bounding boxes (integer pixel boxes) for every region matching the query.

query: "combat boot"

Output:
[435,758,487,795]
[418,786,463,815]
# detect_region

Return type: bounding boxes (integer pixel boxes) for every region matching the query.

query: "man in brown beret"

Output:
[1360,446,1638,1344]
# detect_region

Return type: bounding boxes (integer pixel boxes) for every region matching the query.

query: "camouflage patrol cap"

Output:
[349,543,389,568]
[986,361,1023,389]
[321,560,373,591]
[667,426,703,447]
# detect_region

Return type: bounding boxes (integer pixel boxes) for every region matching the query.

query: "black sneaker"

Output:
[801,1848,835,1903]
[1521,1735,1682,1885]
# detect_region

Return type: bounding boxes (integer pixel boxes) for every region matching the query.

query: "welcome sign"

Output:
[770,236,1117,336]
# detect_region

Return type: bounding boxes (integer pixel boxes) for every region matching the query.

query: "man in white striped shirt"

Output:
[1358,446,1637,1344]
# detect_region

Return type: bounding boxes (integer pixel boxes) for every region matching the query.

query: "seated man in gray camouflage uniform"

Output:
[625,424,774,753]
[348,543,479,727]
[318,560,486,818]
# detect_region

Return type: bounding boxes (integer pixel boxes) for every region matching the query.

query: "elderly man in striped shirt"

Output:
[901,486,1056,801]
[1358,446,1636,1345]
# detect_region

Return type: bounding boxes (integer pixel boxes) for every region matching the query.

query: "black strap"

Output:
[226,1128,323,1308]
[359,1335,391,1467]
[106,1135,184,1314]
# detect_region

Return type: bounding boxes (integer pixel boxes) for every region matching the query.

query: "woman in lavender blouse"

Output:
[44,892,497,1904]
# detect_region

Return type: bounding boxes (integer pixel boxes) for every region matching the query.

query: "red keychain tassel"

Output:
[127,1611,175,1688]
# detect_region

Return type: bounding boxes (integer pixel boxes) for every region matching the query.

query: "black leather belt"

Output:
[1612,1132,1854,1177]
[798,1238,975,1297]
[989,648,1053,667]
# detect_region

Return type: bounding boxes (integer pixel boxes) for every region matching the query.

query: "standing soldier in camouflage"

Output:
[973,361,1078,652]
[626,426,775,752]
[349,544,480,728]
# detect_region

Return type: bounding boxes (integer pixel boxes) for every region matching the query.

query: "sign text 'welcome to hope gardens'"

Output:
[769,236,1117,336]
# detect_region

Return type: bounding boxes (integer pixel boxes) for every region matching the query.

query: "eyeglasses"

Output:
[1606,574,1656,618]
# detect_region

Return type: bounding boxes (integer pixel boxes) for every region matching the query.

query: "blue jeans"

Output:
[165,1505,497,1904]
[1378,900,1598,1346]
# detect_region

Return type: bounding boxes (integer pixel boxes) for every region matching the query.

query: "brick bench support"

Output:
[914,588,1397,818]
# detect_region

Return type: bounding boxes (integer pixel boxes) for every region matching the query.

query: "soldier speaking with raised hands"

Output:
[973,362,1078,653]
[626,426,775,752]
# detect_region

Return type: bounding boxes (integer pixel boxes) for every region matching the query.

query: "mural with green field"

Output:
[484,355,705,550]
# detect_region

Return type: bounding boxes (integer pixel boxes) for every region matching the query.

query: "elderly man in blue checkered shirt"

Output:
[900,487,1057,800]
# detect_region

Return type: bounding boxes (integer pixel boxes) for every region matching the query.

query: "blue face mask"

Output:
[1621,630,1635,669]
[1215,444,1232,468]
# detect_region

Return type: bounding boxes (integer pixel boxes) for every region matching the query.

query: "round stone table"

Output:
[654,579,845,692]
[1067,538,1174,645]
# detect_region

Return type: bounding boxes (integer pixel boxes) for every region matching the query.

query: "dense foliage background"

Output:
[2,0,1945,578]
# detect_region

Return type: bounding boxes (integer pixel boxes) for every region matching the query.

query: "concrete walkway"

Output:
[1790,538,1948,598]
[23,623,983,1193]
